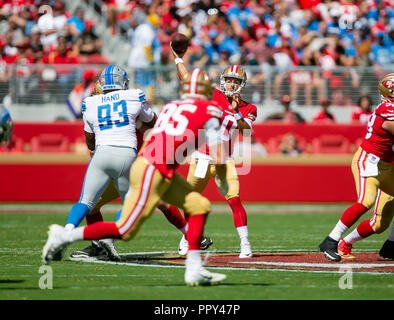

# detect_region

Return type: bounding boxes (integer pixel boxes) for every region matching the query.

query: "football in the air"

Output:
[171,33,190,55]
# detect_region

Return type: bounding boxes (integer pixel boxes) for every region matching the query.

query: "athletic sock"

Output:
[227,197,247,227]
[186,214,207,250]
[237,226,250,244]
[66,203,91,228]
[159,205,187,230]
[343,229,362,245]
[83,222,122,240]
[65,223,75,231]
[339,203,369,228]
[329,203,369,241]
[67,227,85,242]
[356,219,375,239]
[115,209,122,222]
[329,220,349,242]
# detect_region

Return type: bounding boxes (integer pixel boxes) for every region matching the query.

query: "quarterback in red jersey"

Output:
[319,73,394,261]
[42,68,228,286]
[171,47,257,258]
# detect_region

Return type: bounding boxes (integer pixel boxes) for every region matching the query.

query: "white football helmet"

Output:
[219,65,247,97]
[99,65,129,92]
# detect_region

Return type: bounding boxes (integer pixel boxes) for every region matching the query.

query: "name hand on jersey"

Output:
[101,93,120,103]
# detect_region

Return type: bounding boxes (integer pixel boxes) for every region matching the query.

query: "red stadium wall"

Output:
[0,162,356,203]
[0,121,363,203]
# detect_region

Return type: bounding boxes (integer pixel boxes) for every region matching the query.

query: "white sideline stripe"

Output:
[118,164,155,235]
[230,261,394,268]
[68,250,394,275]
[68,258,393,275]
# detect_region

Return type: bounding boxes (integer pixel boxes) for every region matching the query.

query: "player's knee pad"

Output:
[184,191,210,215]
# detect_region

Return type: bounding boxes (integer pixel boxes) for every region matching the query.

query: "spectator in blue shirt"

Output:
[370,34,393,66]
[67,7,85,36]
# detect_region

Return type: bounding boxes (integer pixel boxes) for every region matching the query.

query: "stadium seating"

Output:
[311,134,350,154]
[30,134,70,153]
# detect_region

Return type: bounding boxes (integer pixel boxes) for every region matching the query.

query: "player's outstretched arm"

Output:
[170,43,189,81]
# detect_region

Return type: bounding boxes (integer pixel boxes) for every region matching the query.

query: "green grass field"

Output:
[0,203,393,301]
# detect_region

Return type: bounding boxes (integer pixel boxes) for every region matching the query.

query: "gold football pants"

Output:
[186,158,238,200]
[116,156,211,240]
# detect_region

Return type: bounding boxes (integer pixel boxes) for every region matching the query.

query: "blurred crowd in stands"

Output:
[0,0,392,107]
[0,0,109,66]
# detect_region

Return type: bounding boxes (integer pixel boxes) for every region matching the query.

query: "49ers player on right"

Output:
[172,45,257,258]
[319,73,394,261]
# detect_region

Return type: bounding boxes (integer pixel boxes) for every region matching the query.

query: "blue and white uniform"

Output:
[65,65,155,229]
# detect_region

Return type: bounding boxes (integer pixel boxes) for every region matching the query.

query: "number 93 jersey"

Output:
[82,89,154,149]
[360,100,394,163]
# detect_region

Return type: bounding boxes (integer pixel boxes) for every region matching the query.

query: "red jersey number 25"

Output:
[153,103,197,136]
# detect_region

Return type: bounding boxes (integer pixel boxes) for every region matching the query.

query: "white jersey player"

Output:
[62,65,156,259]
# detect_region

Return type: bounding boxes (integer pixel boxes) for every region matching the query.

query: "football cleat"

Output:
[99,239,121,261]
[200,237,213,250]
[178,236,214,256]
[178,235,188,256]
[338,239,355,259]
[319,236,341,262]
[52,247,68,261]
[379,240,394,260]
[69,242,107,259]
[185,267,226,286]
[42,224,71,265]
[239,242,253,258]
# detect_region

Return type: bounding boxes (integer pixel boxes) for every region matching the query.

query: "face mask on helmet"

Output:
[99,65,129,92]
[219,65,247,97]
[379,73,394,102]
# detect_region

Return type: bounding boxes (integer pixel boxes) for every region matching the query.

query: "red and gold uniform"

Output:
[189,87,257,200]
[353,100,394,211]
[115,96,223,240]
[320,73,394,261]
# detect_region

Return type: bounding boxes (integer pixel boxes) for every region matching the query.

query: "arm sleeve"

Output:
[204,117,221,147]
